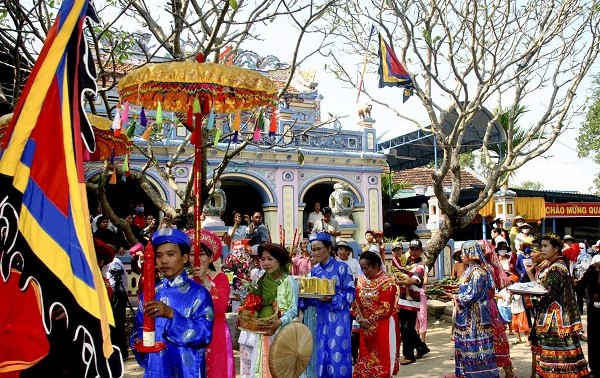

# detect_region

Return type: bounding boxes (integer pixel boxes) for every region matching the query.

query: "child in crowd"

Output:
[496,286,513,333]
[511,290,530,345]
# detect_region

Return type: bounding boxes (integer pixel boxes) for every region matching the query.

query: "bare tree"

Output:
[1,0,339,242]
[322,0,600,265]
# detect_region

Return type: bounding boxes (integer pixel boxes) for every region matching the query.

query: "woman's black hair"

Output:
[359,251,382,268]
[540,234,564,251]
[259,243,291,267]
[312,238,334,257]
[199,243,216,271]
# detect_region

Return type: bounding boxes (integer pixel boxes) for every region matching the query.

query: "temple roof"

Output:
[389,166,485,189]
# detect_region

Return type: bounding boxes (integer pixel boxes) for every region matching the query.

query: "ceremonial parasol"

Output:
[269,322,314,378]
[117,55,277,353]
[117,55,277,270]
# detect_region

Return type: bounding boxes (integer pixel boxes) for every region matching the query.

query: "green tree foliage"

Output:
[514,180,544,191]
[577,74,600,165]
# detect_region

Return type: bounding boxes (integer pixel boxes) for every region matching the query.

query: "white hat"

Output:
[594,240,600,247]
[563,235,575,241]
[494,236,508,245]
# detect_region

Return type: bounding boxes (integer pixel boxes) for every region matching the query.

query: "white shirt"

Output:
[307,211,323,226]
[339,257,360,281]
[511,293,525,314]
[312,218,340,233]
[106,257,128,292]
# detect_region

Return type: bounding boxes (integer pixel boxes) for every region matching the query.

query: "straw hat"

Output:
[269,322,313,378]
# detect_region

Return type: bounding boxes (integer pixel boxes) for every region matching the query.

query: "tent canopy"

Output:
[378,105,506,171]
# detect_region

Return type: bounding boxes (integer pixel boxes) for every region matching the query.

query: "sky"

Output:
[241,18,599,194]
[88,0,599,193]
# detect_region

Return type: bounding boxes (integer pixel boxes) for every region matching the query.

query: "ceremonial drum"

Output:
[269,322,314,378]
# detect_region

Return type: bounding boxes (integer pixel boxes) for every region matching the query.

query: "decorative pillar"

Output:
[263,205,279,244]
[426,186,449,236]
[414,202,431,238]
[494,185,517,228]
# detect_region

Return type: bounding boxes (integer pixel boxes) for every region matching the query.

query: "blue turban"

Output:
[309,232,334,244]
[460,240,487,264]
[151,228,191,247]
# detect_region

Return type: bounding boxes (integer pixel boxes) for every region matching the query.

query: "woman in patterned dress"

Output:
[484,242,514,378]
[531,234,589,377]
[444,240,498,378]
[301,232,355,378]
[353,251,397,378]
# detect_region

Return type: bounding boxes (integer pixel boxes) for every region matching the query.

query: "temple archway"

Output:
[220,177,268,226]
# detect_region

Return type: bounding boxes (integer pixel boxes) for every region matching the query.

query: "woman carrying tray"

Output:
[301,232,355,378]
[353,251,398,378]
[248,242,299,377]
[525,234,589,377]
[443,240,498,378]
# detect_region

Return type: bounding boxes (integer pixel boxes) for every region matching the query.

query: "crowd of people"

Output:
[91,204,599,378]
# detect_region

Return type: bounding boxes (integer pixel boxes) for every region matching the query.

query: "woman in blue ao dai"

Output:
[300,232,355,378]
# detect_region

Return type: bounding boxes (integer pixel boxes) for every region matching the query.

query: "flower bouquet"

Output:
[221,247,251,287]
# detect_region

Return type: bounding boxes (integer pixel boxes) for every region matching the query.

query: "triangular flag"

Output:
[155,100,163,124]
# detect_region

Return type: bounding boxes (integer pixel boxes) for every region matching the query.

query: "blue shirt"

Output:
[131,271,214,378]
[301,257,355,377]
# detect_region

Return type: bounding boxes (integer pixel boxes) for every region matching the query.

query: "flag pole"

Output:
[356,25,376,103]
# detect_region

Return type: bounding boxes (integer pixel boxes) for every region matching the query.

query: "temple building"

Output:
[84,47,387,250]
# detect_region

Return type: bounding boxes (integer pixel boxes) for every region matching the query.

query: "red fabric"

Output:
[353,272,398,377]
[205,272,235,378]
[133,214,146,229]
[0,270,49,375]
[563,244,580,262]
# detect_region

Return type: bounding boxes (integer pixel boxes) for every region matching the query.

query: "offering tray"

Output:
[298,293,332,299]
[508,282,548,296]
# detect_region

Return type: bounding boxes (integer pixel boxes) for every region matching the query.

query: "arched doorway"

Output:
[220,179,265,227]
[86,174,161,223]
[302,182,334,233]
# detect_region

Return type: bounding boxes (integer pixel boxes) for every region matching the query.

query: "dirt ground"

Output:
[123,315,590,377]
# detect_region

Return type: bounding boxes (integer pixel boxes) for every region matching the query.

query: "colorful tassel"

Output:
[140,107,147,127]
[126,121,136,138]
[122,154,129,172]
[193,98,201,114]
[187,103,193,127]
[269,108,277,136]
[232,110,241,132]
[141,124,152,140]
[109,169,117,184]
[156,100,163,124]
[109,148,115,164]
[83,148,90,162]
[213,129,221,146]
[232,131,239,143]
[111,108,121,135]
[206,107,215,130]
[253,126,261,141]
[122,102,130,124]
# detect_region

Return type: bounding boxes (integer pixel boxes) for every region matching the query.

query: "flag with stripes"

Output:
[0,0,122,376]
[377,34,414,102]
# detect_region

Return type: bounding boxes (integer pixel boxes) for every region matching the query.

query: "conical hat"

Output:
[269,322,313,378]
